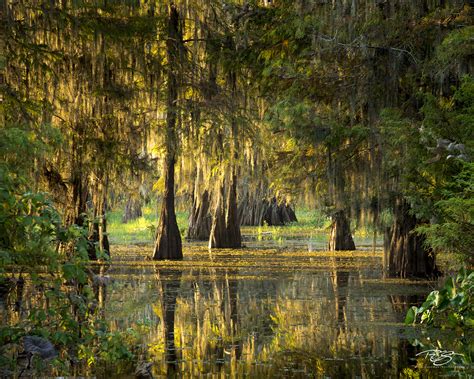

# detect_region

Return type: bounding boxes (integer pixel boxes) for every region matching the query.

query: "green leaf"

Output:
[444,277,456,299]
[62,263,76,281]
[465,316,474,327]
[405,306,417,325]
[420,309,432,324]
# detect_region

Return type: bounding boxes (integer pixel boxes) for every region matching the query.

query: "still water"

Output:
[94,233,471,378]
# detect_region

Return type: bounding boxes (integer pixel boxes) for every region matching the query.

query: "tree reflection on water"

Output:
[98,247,469,377]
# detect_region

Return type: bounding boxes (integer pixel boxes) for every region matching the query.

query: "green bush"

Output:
[0,168,142,376]
[405,268,473,329]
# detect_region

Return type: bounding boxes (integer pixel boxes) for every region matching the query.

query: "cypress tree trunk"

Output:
[262,198,297,226]
[65,136,88,228]
[385,199,438,278]
[153,155,182,260]
[328,210,356,251]
[122,197,142,223]
[285,204,298,223]
[209,185,227,248]
[327,150,356,251]
[209,54,242,249]
[263,197,283,226]
[226,171,242,246]
[209,172,242,248]
[187,189,212,240]
[153,4,183,260]
[87,176,110,260]
[238,193,268,226]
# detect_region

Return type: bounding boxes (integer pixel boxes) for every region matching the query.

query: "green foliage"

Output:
[417,162,474,258]
[0,164,61,275]
[0,186,142,375]
[380,76,474,259]
[415,78,474,258]
[435,26,474,74]
[0,142,141,376]
[0,124,61,178]
[405,268,473,329]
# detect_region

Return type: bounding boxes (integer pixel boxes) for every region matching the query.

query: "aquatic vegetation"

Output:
[77,241,473,377]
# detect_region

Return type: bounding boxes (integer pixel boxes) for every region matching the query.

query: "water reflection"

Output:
[3,233,472,376]
[331,256,350,331]
[90,264,111,315]
[94,247,472,377]
[155,268,181,374]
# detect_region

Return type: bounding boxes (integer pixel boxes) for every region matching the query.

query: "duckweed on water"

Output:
[88,240,471,377]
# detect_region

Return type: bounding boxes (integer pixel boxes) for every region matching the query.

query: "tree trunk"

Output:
[385,199,438,279]
[264,197,281,226]
[285,204,298,222]
[263,197,298,226]
[65,161,88,228]
[87,177,110,260]
[209,173,242,249]
[122,197,142,223]
[153,4,183,260]
[238,195,268,226]
[226,172,242,246]
[328,210,356,251]
[153,156,182,260]
[187,189,212,240]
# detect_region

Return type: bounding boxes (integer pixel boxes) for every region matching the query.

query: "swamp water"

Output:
[3,231,472,377]
[99,232,471,378]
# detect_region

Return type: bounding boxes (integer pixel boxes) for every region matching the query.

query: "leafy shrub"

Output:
[405,268,473,329]
[0,169,141,376]
[417,162,474,260]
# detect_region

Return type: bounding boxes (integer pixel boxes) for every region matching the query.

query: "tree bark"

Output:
[238,194,267,226]
[87,176,110,260]
[187,189,212,240]
[263,197,298,226]
[385,199,439,279]
[209,48,242,249]
[209,173,242,249]
[122,197,142,223]
[153,155,182,260]
[226,172,242,246]
[153,4,183,260]
[328,209,356,251]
